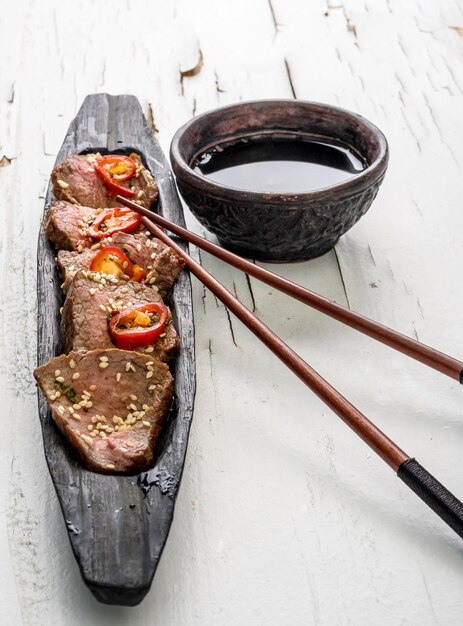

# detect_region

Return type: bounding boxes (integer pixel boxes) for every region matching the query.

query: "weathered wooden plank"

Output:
[36,94,196,605]
[1,0,463,624]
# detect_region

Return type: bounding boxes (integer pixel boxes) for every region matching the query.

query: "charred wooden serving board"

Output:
[36,94,196,606]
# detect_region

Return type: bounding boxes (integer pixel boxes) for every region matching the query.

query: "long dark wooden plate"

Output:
[36,94,196,606]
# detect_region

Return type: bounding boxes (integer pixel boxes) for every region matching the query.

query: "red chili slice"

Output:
[89,246,145,282]
[109,303,169,349]
[94,154,137,198]
[88,208,142,240]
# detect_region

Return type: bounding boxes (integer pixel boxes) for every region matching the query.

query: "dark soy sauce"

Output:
[193,135,366,193]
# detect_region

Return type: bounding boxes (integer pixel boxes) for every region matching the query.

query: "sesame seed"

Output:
[129,403,137,411]
[116,372,121,382]
[55,376,64,383]
[152,286,159,292]
[148,385,156,391]
[129,394,137,401]
[90,385,97,391]
[121,287,129,294]
[81,435,94,446]
[145,346,154,353]
[151,252,157,259]
[130,363,136,372]
[99,304,106,312]
[72,414,81,421]
[146,239,151,247]
[87,425,93,431]
[58,406,65,414]
[90,430,97,437]
[146,371,153,379]
[99,362,109,369]
[89,288,96,295]
[57,179,69,189]
[149,278,156,285]
[142,421,150,427]
[142,404,149,410]
[160,333,166,338]
[136,244,142,251]
[54,370,61,377]
[73,404,81,410]
[86,401,93,408]
[72,372,80,380]
[68,407,74,414]
[99,355,109,362]
[77,244,83,253]
[106,463,116,470]
[69,359,76,369]
[125,362,131,372]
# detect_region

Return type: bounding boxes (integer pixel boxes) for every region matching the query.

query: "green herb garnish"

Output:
[55,381,77,403]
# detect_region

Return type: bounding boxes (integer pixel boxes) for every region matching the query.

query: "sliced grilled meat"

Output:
[34,349,173,474]
[57,231,184,295]
[62,271,179,361]
[44,201,95,251]
[51,153,158,209]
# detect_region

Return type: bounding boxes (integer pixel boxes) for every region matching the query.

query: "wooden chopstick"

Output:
[117,195,463,383]
[116,195,463,541]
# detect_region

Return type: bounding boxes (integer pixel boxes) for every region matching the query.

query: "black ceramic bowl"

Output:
[170,100,388,262]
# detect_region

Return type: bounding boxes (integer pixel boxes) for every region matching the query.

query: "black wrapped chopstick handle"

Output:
[398,458,463,539]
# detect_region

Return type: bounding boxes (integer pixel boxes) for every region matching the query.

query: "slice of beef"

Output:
[51,153,158,209]
[62,271,179,361]
[57,231,184,295]
[34,348,173,474]
[44,201,96,251]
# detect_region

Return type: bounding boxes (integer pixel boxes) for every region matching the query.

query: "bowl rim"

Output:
[170,99,389,204]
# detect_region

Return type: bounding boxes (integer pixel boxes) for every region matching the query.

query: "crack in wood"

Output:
[333,248,351,309]
[146,103,159,134]
[225,308,237,347]
[266,0,279,34]
[245,274,256,313]
[214,71,225,95]
[284,58,296,99]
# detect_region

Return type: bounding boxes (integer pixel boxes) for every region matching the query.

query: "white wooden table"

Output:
[1,1,463,624]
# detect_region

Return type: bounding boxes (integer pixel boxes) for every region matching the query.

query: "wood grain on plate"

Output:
[36,93,196,606]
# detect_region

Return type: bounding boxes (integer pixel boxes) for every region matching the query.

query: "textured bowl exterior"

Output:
[176,175,384,262]
[171,100,388,262]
